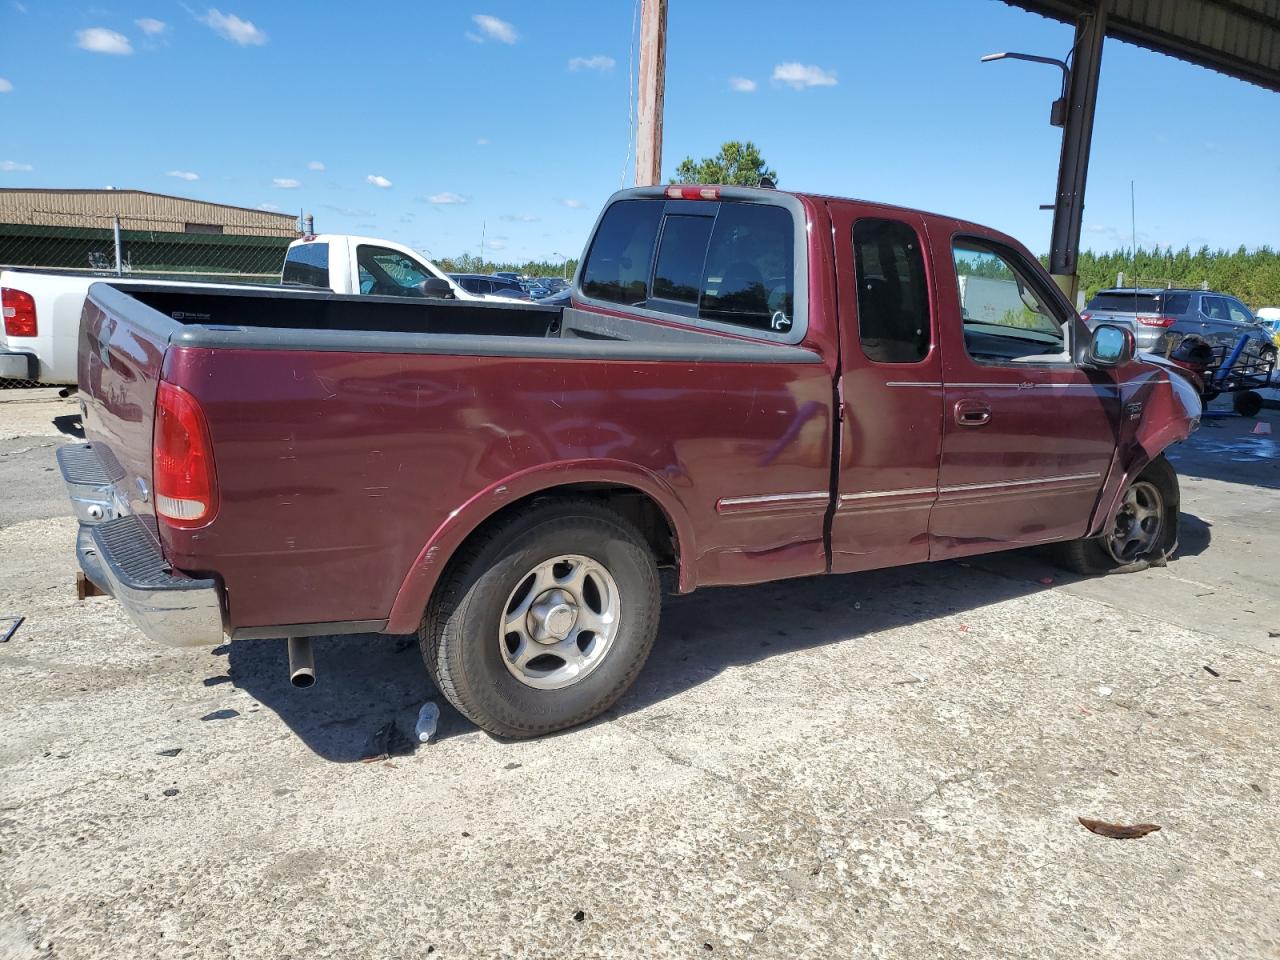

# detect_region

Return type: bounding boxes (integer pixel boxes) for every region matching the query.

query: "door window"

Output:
[356,245,433,297]
[1202,296,1230,321]
[952,240,1069,363]
[1227,300,1253,324]
[852,218,930,363]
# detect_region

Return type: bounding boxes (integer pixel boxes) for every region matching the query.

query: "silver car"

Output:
[1082,287,1273,356]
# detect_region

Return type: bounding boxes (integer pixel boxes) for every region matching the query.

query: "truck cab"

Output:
[282,234,524,303]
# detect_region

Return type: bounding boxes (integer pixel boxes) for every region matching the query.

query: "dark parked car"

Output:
[448,273,531,300]
[1082,287,1275,358]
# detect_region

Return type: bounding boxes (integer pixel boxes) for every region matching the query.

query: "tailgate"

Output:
[77,283,171,520]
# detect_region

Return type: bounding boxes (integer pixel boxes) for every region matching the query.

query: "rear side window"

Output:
[852,219,930,363]
[282,243,329,288]
[581,200,663,305]
[1163,293,1191,315]
[582,198,795,335]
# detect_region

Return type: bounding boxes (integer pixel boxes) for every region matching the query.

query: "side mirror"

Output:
[418,277,454,299]
[1088,323,1133,366]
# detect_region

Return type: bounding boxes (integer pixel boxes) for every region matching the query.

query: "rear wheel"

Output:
[420,499,660,738]
[1053,456,1179,575]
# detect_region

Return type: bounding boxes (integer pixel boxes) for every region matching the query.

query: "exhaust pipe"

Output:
[287,636,315,688]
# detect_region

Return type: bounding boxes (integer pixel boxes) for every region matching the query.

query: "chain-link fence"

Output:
[0,210,297,284]
[2,205,301,387]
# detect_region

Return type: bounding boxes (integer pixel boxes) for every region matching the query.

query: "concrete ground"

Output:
[1,387,1277,960]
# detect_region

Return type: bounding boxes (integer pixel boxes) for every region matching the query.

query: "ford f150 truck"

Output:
[59,185,1200,738]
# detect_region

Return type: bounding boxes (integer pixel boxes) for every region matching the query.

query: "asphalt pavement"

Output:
[1,387,1277,960]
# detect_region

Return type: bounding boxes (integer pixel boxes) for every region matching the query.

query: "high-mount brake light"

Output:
[153,381,219,528]
[664,186,721,200]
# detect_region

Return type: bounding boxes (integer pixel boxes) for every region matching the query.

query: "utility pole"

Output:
[635,0,667,186]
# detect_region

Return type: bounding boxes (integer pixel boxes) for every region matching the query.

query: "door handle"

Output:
[954,400,991,427]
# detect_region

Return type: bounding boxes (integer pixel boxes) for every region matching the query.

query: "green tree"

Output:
[671,140,777,187]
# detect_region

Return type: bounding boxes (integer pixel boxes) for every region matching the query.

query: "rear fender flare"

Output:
[384,460,694,634]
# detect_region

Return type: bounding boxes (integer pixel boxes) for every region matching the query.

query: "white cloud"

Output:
[306,160,325,171]
[501,213,539,222]
[728,76,757,93]
[427,191,467,205]
[0,78,12,93]
[76,28,133,55]
[258,203,281,212]
[475,137,490,146]
[166,170,199,181]
[559,198,584,209]
[366,174,393,189]
[470,14,517,44]
[11,1,27,12]
[772,62,837,89]
[487,239,507,251]
[273,177,301,189]
[136,18,166,36]
[200,9,267,46]
[569,55,615,72]
[1,160,34,172]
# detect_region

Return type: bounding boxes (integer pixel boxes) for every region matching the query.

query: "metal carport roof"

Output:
[1005,0,1280,92]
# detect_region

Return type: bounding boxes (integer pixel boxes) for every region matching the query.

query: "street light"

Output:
[981,51,1070,127]
[552,251,569,279]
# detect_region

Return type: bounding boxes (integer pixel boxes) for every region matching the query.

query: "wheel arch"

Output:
[385,461,691,634]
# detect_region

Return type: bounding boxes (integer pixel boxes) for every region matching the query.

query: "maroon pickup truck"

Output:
[60,185,1200,737]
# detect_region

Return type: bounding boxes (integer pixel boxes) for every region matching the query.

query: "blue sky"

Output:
[2,0,1277,264]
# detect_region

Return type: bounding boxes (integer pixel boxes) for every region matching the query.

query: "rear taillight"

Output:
[1079,312,1092,323]
[1136,315,1177,327]
[153,381,218,528]
[2,287,37,337]
[664,185,721,200]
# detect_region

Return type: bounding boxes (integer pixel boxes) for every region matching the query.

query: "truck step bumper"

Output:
[58,444,225,648]
[0,350,38,381]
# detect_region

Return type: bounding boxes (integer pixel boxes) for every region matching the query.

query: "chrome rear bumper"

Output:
[58,443,225,647]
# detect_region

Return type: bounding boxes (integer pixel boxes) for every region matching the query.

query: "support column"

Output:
[1049,2,1106,304]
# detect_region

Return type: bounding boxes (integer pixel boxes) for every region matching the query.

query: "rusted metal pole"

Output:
[635,0,667,186]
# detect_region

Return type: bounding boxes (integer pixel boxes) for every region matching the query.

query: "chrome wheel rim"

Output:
[499,554,620,690]
[1106,480,1163,564]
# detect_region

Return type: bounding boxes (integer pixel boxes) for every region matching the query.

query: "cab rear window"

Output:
[282,243,330,288]
[581,198,795,335]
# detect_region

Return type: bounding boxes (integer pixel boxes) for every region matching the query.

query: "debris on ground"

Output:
[415,701,441,744]
[199,709,239,722]
[0,616,23,643]
[156,748,182,758]
[1096,685,1113,697]
[1039,577,1055,585]
[1078,817,1161,839]
[362,720,415,762]
[162,788,179,797]
[1204,665,1221,677]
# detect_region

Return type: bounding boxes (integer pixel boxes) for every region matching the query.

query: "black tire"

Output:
[419,499,660,738]
[1233,390,1263,418]
[1052,455,1180,575]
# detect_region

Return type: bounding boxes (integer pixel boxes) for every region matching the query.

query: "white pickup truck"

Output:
[1,233,509,385]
